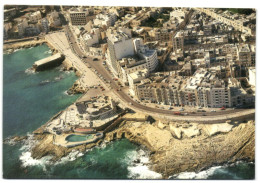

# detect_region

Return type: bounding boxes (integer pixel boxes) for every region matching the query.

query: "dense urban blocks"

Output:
[3,5,256,180]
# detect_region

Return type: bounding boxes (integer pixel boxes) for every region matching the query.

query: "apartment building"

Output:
[248,67,255,86]
[133,38,158,72]
[195,8,252,35]
[80,28,100,51]
[69,6,89,26]
[133,68,253,108]
[119,57,148,84]
[94,13,117,28]
[106,28,134,77]
[172,31,184,52]
[128,68,149,94]
[236,44,255,66]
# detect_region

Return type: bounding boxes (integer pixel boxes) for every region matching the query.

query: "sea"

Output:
[2,45,255,179]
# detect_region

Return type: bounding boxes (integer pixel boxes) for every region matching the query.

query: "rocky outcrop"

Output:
[30,132,102,162]
[3,39,46,53]
[67,80,87,95]
[104,120,255,178]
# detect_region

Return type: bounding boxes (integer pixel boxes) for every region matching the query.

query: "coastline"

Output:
[3,39,47,54]
[6,114,255,179]
[3,36,255,179]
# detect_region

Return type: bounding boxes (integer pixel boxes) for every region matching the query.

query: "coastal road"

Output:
[49,26,255,121]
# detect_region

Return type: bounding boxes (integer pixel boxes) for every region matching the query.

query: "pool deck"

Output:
[53,132,103,148]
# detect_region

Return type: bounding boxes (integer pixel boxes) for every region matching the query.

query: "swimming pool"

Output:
[65,134,95,142]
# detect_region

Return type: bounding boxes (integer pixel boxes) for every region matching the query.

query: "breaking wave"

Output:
[18,134,84,170]
[125,148,162,179]
[169,161,253,180]
[39,80,50,85]
[170,166,223,179]
[25,68,36,75]
[18,133,52,170]
[13,48,24,53]
[54,150,84,165]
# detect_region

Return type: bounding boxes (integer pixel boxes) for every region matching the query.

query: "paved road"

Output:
[62,25,255,120]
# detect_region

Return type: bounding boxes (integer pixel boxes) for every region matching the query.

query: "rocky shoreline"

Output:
[105,120,255,178]
[5,118,255,179]
[3,39,47,54]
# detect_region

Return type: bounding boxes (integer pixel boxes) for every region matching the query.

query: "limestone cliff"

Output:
[104,120,255,178]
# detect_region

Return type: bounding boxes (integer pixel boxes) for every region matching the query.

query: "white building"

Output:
[93,13,117,28]
[248,68,255,86]
[80,28,100,51]
[128,68,149,95]
[107,29,135,76]
[170,9,186,20]
[119,57,148,84]
[133,38,158,72]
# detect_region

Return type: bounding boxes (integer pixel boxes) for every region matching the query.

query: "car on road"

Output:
[174,112,181,115]
[211,110,216,112]
[179,108,184,111]
[220,107,226,110]
[102,61,106,65]
[129,102,133,105]
[93,58,98,61]
[202,114,207,116]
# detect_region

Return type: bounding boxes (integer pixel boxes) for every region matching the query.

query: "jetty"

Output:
[32,53,64,71]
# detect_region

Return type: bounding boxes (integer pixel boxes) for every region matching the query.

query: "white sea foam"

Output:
[4,136,17,146]
[54,150,84,165]
[126,148,162,179]
[18,134,52,170]
[54,76,63,81]
[20,151,52,170]
[13,48,23,53]
[128,164,162,179]
[40,80,50,84]
[19,133,36,152]
[25,68,36,75]
[170,166,222,179]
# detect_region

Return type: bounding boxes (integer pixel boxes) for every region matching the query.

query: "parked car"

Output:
[93,58,98,61]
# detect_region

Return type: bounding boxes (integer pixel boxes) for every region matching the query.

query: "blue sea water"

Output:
[2,45,255,179]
